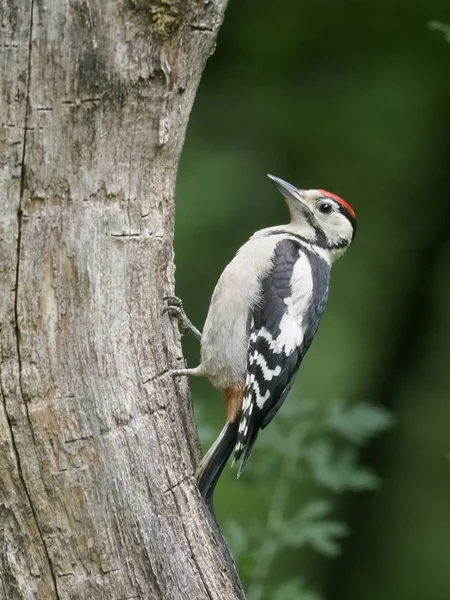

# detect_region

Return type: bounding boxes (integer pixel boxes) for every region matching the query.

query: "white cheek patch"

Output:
[318,211,353,250]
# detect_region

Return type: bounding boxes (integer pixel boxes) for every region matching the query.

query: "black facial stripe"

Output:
[303,209,329,247]
[262,212,329,248]
[262,228,347,250]
[263,230,311,245]
[330,238,349,249]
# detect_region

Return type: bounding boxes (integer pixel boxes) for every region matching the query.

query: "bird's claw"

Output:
[162,295,202,342]
[163,295,183,308]
[162,305,182,318]
[162,295,183,317]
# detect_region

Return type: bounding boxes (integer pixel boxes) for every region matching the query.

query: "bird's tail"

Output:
[236,425,259,478]
[196,420,239,507]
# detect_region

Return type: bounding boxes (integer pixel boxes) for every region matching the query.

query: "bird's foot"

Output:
[163,295,202,342]
[169,367,195,377]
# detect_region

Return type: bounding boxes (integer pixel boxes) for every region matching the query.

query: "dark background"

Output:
[174,1,450,598]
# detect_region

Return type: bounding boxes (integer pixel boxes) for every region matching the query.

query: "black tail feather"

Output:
[236,425,259,478]
[196,421,239,508]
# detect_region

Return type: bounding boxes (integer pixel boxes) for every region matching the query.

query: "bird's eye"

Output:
[317,201,333,214]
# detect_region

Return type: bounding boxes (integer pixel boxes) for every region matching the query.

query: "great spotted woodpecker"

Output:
[164,175,356,506]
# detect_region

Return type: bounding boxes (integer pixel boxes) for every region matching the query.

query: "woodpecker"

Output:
[164,175,356,506]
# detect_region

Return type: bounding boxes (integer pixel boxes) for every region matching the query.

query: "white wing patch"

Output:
[248,251,313,357]
[285,250,314,321]
[278,251,313,354]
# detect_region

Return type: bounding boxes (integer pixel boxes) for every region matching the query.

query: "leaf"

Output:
[272,577,323,600]
[429,21,450,42]
[278,518,347,557]
[304,441,380,492]
[221,399,392,585]
[275,500,348,557]
[293,498,333,521]
[326,400,393,445]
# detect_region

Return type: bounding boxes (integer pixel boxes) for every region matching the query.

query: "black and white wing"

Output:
[234,238,330,475]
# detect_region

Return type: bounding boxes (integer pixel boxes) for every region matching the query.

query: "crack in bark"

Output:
[61,98,101,106]
[162,474,193,495]
[107,232,142,238]
[142,369,169,385]
[8,2,62,598]
[64,434,94,445]
[0,359,59,598]
[15,7,32,435]
[188,23,215,33]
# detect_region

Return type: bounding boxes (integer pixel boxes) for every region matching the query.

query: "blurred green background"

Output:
[174,1,450,599]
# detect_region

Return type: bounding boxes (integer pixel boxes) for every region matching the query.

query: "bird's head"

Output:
[268,174,356,261]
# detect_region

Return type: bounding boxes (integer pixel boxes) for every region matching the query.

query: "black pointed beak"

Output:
[267,174,306,203]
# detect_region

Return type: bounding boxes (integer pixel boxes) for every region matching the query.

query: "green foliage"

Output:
[208,398,394,600]
[274,499,347,557]
[429,21,450,42]
[273,578,322,600]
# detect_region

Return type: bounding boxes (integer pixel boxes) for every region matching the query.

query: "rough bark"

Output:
[0,1,244,598]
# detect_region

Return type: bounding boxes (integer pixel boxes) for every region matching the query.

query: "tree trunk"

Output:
[0,1,244,598]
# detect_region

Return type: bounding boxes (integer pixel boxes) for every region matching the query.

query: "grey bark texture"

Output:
[0,1,245,599]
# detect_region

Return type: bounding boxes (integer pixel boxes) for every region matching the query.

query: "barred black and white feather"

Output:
[234,238,330,475]
[173,178,357,506]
